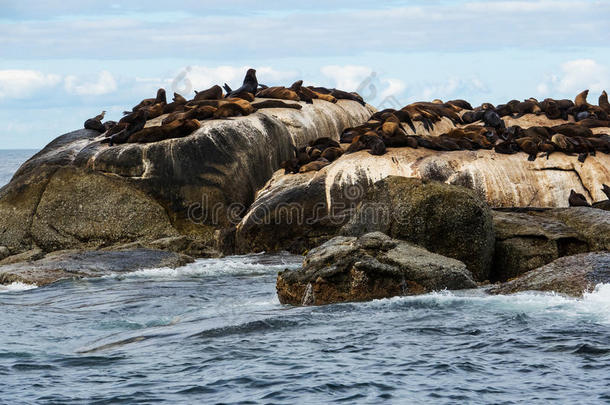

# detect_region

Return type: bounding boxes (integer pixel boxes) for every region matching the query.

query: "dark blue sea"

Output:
[0,150,609,404]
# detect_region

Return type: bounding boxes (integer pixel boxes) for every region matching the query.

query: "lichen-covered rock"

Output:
[488,252,610,297]
[342,177,494,281]
[0,248,193,287]
[491,208,610,281]
[0,100,371,256]
[277,232,476,306]
[0,246,9,260]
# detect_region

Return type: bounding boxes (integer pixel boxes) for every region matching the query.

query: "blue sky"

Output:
[1,0,609,149]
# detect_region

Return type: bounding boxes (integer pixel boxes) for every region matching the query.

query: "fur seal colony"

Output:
[277,90,610,175]
[84,68,365,146]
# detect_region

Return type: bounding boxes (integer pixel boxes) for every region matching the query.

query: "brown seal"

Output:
[574,89,589,108]
[127,119,200,143]
[256,86,300,101]
[194,85,223,101]
[252,100,302,110]
[599,90,610,114]
[568,190,590,207]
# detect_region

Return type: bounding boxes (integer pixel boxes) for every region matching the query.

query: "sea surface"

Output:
[0,149,37,187]
[1,151,609,404]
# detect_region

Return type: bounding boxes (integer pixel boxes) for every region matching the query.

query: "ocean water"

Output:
[0,151,609,404]
[0,149,37,187]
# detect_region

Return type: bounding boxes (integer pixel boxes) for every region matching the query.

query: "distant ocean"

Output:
[0,149,37,187]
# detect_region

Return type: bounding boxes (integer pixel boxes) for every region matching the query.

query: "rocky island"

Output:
[0,74,609,302]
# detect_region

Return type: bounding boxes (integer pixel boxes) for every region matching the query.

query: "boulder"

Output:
[491,208,610,281]
[0,248,194,287]
[239,175,494,281]
[488,252,610,297]
[0,99,372,256]
[277,232,476,306]
[341,177,494,281]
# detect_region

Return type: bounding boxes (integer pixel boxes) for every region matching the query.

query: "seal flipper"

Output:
[223,83,232,93]
[577,152,588,163]
[527,153,537,161]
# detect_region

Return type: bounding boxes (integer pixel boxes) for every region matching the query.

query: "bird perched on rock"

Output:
[84,110,107,132]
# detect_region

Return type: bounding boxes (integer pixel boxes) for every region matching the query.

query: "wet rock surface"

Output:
[491,208,610,281]
[488,252,610,297]
[0,248,193,287]
[277,232,476,306]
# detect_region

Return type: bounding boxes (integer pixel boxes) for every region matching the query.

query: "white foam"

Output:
[106,253,302,280]
[365,283,610,325]
[0,282,38,293]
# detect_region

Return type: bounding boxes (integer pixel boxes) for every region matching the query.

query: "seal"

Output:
[163,92,189,113]
[299,159,330,173]
[194,85,223,101]
[226,68,258,98]
[213,102,250,118]
[515,137,539,161]
[599,91,610,114]
[162,105,217,125]
[127,119,200,144]
[256,86,300,101]
[252,100,302,110]
[229,92,255,102]
[446,99,473,110]
[131,88,166,112]
[574,89,589,108]
[289,80,313,104]
[568,190,590,207]
[540,99,562,120]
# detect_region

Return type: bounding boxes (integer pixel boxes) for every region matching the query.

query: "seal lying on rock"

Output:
[129,88,166,113]
[194,85,224,101]
[126,118,201,143]
[568,190,590,207]
[280,137,344,174]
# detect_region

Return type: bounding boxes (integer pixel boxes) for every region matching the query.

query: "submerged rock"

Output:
[0,248,193,287]
[488,252,610,297]
[491,208,610,281]
[276,232,476,306]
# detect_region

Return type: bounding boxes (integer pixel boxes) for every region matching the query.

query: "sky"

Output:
[1,0,610,149]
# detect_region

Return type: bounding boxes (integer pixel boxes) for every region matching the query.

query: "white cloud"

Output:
[0,70,62,100]
[537,59,610,97]
[321,65,373,92]
[64,70,117,96]
[379,78,407,100]
[420,77,488,101]
[164,65,298,96]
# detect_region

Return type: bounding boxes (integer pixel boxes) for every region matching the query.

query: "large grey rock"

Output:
[238,176,495,282]
[0,100,372,256]
[488,252,610,297]
[0,248,193,287]
[277,232,476,306]
[341,177,495,281]
[491,208,610,281]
